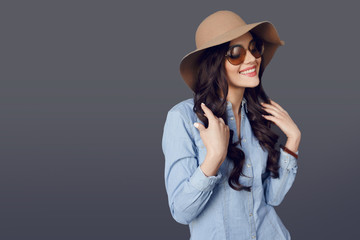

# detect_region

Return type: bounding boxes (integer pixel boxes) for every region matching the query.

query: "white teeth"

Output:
[240,68,255,74]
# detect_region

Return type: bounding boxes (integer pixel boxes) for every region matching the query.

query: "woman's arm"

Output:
[262,138,299,206]
[261,99,301,206]
[162,109,223,225]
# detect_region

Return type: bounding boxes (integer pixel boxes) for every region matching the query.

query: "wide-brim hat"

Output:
[180,10,285,92]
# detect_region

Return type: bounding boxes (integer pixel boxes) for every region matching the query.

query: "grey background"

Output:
[0,0,359,239]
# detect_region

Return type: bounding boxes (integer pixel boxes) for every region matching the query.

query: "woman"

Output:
[162,10,301,240]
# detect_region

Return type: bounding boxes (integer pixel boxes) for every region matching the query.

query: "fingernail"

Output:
[201,102,205,106]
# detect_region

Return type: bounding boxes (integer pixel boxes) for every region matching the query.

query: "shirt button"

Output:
[247,163,251,167]
[249,213,252,216]
[230,117,234,120]
[284,160,288,163]
[252,236,256,239]
[242,138,246,142]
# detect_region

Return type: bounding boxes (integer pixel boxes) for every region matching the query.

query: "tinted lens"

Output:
[226,39,264,65]
[227,45,246,65]
[249,38,264,58]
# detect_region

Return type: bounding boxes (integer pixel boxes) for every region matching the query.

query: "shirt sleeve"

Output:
[262,147,299,206]
[162,109,223,225]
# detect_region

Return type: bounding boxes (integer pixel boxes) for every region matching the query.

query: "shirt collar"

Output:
[221,97,248,114]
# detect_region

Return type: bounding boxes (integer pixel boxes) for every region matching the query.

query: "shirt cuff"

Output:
[279,147,299,173]
[189,166,223,192]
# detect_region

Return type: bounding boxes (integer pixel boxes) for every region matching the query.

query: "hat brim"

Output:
[180,21,285,92]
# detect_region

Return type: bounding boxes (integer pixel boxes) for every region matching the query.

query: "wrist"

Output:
[280,144,299,159]
[200,154,222,177]
[287,130,301,141]
[286,134,301,150]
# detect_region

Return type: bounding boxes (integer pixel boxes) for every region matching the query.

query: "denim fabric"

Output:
[162,97,299,240]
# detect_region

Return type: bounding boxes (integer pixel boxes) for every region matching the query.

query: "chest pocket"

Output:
[225,156,254,187]
[253,139,269,174]
[238,158,254,187]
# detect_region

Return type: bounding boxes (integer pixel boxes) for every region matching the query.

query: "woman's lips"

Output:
[239,67,257,77]
[240,66,255,72]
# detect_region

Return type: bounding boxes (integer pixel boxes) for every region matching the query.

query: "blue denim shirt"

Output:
[161,97,299,240]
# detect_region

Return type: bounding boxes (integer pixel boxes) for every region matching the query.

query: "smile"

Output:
[239,67,257,77]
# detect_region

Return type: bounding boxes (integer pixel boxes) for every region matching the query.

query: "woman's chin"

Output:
[238,77,260,87]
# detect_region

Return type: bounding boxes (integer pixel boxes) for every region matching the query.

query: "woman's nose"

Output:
[244,49,256,63]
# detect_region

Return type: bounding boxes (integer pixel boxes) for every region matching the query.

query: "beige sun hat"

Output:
[180,10,285,92]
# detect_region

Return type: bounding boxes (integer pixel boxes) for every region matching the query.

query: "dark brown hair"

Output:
[193,32,281,192]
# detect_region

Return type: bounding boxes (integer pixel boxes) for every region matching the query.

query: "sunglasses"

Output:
[225,38,265,65]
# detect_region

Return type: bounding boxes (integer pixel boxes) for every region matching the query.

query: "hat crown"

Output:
[195,10,247,49]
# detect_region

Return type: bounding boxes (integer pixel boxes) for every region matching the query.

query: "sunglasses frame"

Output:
[225,38,265,65]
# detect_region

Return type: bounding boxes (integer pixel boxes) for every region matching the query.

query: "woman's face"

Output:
[224,32,262,89]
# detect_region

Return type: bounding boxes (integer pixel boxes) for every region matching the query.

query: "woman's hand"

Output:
[261,99,301,152]
[261,99,301,138]
[194,103,230,163]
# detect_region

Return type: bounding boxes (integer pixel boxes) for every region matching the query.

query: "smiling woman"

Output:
[162,10,301,240]
[224,32,263,90]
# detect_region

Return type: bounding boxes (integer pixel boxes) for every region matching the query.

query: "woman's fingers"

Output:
[193,122,205,131]
[194,103,230,162]
[262,106,282,118]
[201,103,217,122]
[261,101,283,117]
[269,99,287,113]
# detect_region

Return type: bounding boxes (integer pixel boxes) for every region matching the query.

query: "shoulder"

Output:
[168,97,194,112]
[163,98,197,142]
[167,98,196,121]
[164,98,198,134]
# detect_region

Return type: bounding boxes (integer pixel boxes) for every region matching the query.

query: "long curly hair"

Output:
[193,32,281,192]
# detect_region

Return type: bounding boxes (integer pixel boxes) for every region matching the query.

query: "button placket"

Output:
[242,158,254,185]
[226,99,248,145]
[247,184,256,239]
